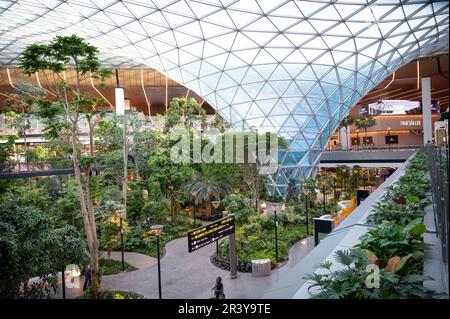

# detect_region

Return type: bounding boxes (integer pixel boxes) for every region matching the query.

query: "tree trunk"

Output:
[84,165,100,296]
[88,120,94,156]
[70,129,100,297]
[134,155,141,181]
[364,127,368,146]
[131,121,141,181]
[172,189,179,222]
[206,199,212,217]
[255,172,261,212]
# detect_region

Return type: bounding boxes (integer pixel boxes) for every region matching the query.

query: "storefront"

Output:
[330,100,442,149]
[348,114,440,147]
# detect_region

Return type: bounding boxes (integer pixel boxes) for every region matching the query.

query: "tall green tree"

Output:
[286,179,299,206]
[316,174,334,214]
[183,165,232,217]
[338,115,355,148]
[164,97,206,132]
[19,35,111,296]
[355,115,376,146]
[0,199,85,299]
[148,142,193,221]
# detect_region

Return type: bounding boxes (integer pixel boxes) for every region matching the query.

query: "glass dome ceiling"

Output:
[0,0,448,195]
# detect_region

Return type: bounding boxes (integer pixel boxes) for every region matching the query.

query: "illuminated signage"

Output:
[187,215,235,253]
[400,120,421,126]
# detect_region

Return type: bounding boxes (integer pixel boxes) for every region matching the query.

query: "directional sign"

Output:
[187,215,235,253]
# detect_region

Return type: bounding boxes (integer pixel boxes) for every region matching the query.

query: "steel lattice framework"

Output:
[0,0,448,195]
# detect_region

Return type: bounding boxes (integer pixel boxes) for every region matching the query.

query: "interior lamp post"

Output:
[387,127,392,151]
[211,199,221,250]
[270,203,285,263]
[115,209,126,272]
[151,224,164,299]
[191,191,197,227]
[303,187,311,236]
[322,183,327,215]
[356,129,360,148]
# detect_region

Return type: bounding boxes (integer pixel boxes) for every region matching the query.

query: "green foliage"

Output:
[304,249,436,299]
[132,130,164,179]
[221,194,255,225]
[217,213,307,268]
[36,100,64,119]
[95,119,123,153]
[0,199,85,299]
[80,156,97,169]
[316,173,334,196]
[123,226,147,251]
[164,97,206,131]
[339,115,355,129]
[20,35,110,78]
[80,289,143,299]
[100,214,129,257]
[356,219,430,273]
[99,259,137,275]
[304,150,436,299]
[366,150,430,226]
[182,165,232,216]
[286,179,299,205]
[51,180,83,228]
[0,183,51,212]
[0,135,15,164]
[140,180,171,223]
[355,115,376,145]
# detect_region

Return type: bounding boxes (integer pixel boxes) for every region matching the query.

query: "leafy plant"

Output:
[356,219,430,274]
[222,194,255,225]
[304,248,436,299]
[99,259,137,275]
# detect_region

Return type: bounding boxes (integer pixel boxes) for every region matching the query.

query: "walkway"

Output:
[54,251,155,299]
[100,236,314,299]
[423,204,449,296]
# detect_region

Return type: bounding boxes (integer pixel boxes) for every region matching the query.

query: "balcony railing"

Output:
[0,159,73,174]
[326,144,422,152]
[425,144,449,265]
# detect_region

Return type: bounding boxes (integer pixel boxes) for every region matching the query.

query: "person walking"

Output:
[212,277,225,299]
[83,264,92,291]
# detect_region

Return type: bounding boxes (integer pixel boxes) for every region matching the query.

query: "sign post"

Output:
[229,232,237,279]
[187,214,237,279]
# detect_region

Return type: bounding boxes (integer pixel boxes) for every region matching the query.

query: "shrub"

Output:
[304,249,436,299]
[222,194,255,225]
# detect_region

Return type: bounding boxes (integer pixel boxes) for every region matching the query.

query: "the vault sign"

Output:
[187,215,235,253]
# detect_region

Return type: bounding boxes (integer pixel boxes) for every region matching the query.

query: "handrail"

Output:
[326,144,422,152]
[0,159,72,173]
[425,144,449,265]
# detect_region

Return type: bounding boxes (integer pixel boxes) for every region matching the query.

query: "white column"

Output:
[421,77,432,144]
[339,127,346,149]
[115,87,125,115]
[346,126,351,149]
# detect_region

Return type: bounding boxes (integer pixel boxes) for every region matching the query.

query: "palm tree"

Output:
[355,115,376,147]
[338,115,355,149]
[183,166,232,217]
[351,165,362,190]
